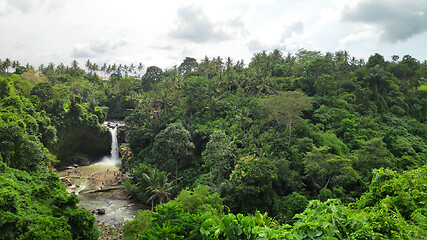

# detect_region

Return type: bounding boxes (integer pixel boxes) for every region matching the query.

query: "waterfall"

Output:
[109,126,120,162]
[99,123,122,166]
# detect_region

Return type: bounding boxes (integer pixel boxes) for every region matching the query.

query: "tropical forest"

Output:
[0,49,426,239]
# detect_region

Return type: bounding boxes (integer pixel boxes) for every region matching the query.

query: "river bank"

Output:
[96,221,124,240]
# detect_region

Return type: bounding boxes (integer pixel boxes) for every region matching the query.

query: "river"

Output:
[58,121,142,226]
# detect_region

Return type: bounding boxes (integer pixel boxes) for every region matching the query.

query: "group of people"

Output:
[67,170,82,178]
[93,169,125,190]
[65,168,126,191]
[67,169,125,179]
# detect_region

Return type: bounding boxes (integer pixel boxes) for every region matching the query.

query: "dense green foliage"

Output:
[124,166,426,239]
[1,50,426,239]
[0,161,98,240]
[0,63,111,169]
[121,50,426,238]
[0,59,117,239]
[122,185,225,240]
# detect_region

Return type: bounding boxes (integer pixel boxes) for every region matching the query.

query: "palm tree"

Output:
[101,63,107,75]
[71,60,79,72]
[3,58,11,73]
[118,64,123,76]
[111,64,117,75]
[12,60,20,72]
[129,63,135,75]
[142,169,175,211]
[206,96,222,120]
[123,64,129,75]
[106,65,112,75]
[85,59,92,72]
[25,63,34,71]
[234,59,245,73]
[92,63,99,73]
[57,63,66,75]
[235,107,252,131]
[269,49,284,66]
[225,57,233,72]
[211,56,224,76]
[137,62,145,75]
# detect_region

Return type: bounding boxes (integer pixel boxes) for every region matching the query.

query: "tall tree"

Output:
[153,122,195,178]
[366,53,386,69]
[202,131,237,183]
[259,91,312,138]
[303,146,359,193]
[178,57,198,78]
[141,66,163,91]
[229,155,278,213]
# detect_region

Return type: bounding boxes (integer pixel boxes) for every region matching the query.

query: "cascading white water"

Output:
[99,124,122,166]
[109,126,120,162]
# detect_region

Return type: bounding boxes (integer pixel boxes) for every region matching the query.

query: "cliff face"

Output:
[119,143,132,171]
[55,124,111,168]
[102,121,126,144]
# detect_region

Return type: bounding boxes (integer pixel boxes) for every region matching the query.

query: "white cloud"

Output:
[247,21,306,52]
[342,0,427,42]
[71,38,129,59]
[338,30,374,49]
[0,0,68,14]
[168,5,247,43]
[281,21,304,39]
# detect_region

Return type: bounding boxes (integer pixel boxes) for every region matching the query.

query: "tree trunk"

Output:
[323,176,331,189]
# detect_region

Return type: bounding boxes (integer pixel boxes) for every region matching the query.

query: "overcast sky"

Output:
[1,0,426,69]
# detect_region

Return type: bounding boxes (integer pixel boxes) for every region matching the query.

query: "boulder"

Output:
[97,208,106,215]
[60,177,72,186]
[78,157,90,166]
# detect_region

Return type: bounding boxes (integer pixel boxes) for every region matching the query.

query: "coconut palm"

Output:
[129,63,135,75]
[225,57,233,72]
[137,62,145,75]
[101,63,107,75]
[3,58,11,73]
[85,59,92,72]
[198,56,210,78]
[142,169,175,211]
[12,60,20,72]
[92,63,99,73]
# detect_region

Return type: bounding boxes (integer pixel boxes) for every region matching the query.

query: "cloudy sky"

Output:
[1,0,426,69]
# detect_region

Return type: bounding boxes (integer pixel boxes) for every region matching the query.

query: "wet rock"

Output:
[97,208,106,215]
[60,177,72,186]
[78,157,90,166]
